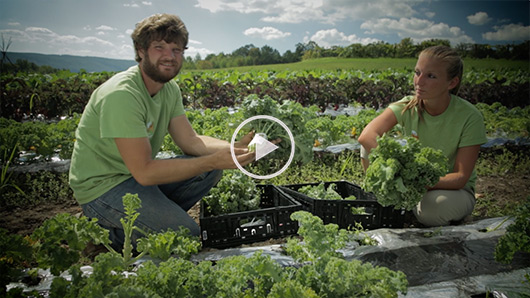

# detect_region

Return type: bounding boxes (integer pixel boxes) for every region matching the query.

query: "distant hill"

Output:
[6,52,136,73]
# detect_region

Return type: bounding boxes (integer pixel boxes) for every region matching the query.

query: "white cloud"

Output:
[55,35,115,47]
[196,0,417,24]
[188,39,203,45]
[261,1,327,24]
[244,27,291,40]
[24,27,56,42]
[142,1,152,5]
[0,29,29,40]
[1,26,131,59]
[361,17,474,45]
[124,2,140,8]
[467,12,492,26]
[185,46,213,59]
[326,0,416,23]
[26,27,55,35]
[195,0,287,14]
[96,25,116,31]
[304,28,379,47]
[482,24,530,41]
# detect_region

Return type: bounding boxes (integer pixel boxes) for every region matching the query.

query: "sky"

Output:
[1,0,529,61]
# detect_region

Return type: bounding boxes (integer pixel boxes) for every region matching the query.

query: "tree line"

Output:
[183,38,529,70]
[1,59,61,74]
[1,38,528,74]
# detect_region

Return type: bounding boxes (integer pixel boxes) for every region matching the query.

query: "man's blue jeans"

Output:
[81,161,222,250]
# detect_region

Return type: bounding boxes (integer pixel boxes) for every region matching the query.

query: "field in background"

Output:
[184,57,530,73]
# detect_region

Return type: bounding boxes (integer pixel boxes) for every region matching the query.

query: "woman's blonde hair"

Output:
[131,14,189,62]
[402,45,464,116]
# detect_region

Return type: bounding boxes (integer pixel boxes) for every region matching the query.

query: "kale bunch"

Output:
[203,170,261,216]
[363,134,448,210]
[495,197,530,264]
[298,182,356,201]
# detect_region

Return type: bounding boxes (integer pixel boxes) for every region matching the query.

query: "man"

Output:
[69,13,255,249]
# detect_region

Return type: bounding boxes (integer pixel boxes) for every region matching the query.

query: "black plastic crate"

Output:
[200,184,302,248]
[278,181,407,230]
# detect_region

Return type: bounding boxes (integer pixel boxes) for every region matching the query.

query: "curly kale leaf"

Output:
[241,95,318,167]
[203,170,261,216]
[298,182,357,201]
[495,197,530,264]
[363,135,448,211]
[287,211,408,297]
[298,182,340,200]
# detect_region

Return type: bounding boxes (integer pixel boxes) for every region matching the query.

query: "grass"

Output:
[183,57,530,73]
[476,148,530,177]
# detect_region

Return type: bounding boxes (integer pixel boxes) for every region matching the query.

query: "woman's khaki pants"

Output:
[413,187,476,227]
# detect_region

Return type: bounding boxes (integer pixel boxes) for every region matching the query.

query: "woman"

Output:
[358,45,487,226]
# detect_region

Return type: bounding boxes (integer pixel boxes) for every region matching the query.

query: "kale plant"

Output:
[494,197,530,264]
[202,170,261,216]
[363,134,448,210]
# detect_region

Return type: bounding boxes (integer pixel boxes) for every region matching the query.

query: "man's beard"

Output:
[141,54,180,84]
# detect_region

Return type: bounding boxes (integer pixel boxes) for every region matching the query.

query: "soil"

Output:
[1,173,528,249]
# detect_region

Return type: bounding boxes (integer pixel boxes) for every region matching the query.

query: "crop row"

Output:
[1,68,528,120]
[1,97,528,166]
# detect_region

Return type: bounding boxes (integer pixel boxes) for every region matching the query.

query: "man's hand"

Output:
[235,130,281,149]
[234,130,255,148]
[210,146,254,169]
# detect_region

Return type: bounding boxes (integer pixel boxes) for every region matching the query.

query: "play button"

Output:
[230,115,295,180]
[248,133,279,161]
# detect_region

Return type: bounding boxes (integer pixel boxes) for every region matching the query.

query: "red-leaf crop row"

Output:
[1,68,528,121]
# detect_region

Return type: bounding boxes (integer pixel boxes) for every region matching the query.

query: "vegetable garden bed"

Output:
[1,65,529,297]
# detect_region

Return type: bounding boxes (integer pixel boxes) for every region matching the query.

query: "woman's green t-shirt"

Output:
[388,95,487,191]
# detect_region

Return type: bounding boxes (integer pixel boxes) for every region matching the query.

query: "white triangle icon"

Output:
[249,133,279,161]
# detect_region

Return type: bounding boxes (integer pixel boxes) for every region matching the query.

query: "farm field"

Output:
[1,57,529,296]
[200,57,530,72]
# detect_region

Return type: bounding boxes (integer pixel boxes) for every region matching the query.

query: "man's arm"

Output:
[169,115,229,156]
[168,115,252,155]
[114,115,254,186]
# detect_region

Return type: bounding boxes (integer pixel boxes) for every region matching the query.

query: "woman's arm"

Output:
[429,144,481,190]
[357,108,398,171]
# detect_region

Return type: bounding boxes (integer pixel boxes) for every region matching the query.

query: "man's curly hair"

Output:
[131,13,189,62]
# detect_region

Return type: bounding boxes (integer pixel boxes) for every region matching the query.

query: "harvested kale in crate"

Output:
[279,181,407,230]
[200,184,302,248]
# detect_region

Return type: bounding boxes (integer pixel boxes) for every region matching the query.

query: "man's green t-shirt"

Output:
[388,95,487,191]
[69,65,185,204]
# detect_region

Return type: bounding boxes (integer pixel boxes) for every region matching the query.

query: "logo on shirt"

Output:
[146,121,154,138]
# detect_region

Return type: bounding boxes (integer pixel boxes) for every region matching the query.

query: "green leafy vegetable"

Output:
[240,95,318,171]
[0,228,34,294]
[203,170,261,216]
[286,211,408,297]
[363,134,448,210]
[31,213,111,275]
[298,182,356,201]
[494,197,530,264]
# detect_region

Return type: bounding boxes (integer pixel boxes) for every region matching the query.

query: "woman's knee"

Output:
[414,189,475,227]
